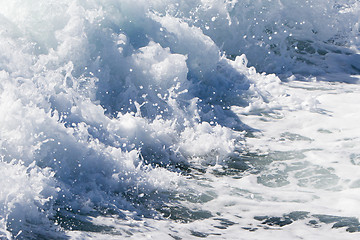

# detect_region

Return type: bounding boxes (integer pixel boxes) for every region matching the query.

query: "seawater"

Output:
[0,1,360,239]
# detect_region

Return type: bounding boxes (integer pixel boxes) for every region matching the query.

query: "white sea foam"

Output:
[0,0,359,239]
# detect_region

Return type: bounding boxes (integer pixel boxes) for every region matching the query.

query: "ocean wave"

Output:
[0,0,359,238]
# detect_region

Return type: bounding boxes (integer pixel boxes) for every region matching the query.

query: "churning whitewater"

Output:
[0,0,360,239]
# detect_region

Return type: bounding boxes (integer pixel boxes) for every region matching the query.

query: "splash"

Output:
[0,0,359,239]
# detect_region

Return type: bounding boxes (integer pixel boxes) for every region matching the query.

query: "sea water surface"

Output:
[1,0,360,239]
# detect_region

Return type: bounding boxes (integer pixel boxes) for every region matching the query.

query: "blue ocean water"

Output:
[0,1,360,239]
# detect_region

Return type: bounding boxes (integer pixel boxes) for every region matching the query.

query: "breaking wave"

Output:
[0,0,359,238]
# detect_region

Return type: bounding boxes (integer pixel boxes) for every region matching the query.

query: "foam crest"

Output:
[0,1,255,237]
[0,0,359,238]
